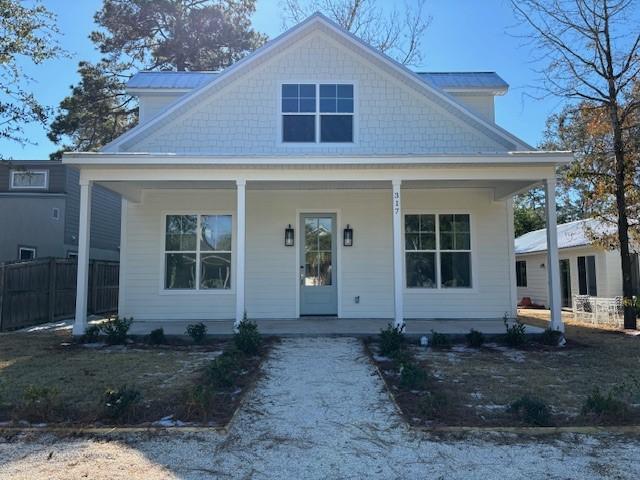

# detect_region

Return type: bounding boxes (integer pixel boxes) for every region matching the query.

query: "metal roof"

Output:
[514,219,615,254]
[127,70,508,93]
[126,71,219,90]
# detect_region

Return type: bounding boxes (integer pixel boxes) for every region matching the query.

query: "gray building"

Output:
[0,160,121,262]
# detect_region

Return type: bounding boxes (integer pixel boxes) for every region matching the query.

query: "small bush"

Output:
[102,385,142,422]
[399,362,427,390]
[508,395,552,426]
[234,320,262,355]
[181,384,217,421]
[205,351,242,389]
[581,387,629,421]
[540,328,563,346]
[503,319,526,347]
[417,391,449,419]
[186,322,207,344]
[390,348,413,367]
[148,328,167,345]
[430,330,449,348]
[17,385,61,422]
[466,329,485,348]
[100,316,133,345]
[83,324,101,343]
[379,323,405,356]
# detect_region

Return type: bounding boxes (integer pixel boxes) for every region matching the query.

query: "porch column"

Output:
[73,180,92,336]
[235,179,246,328]
[544,177,564,332]
[392,179,404,329]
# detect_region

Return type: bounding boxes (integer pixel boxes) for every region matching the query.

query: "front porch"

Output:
[63,153,570,335]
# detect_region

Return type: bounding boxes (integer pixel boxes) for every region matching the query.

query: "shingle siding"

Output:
[127,31,507,155]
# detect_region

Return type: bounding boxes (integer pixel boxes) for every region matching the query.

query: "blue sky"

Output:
[3,0,565,159]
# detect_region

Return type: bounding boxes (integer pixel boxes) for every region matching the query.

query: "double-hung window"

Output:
[164,214,232,290]
[405,214,472,289]
[577,255,597,296]
[281,83,354,143]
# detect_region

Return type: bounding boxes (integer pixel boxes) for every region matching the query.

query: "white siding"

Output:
[127,31,506,155]
[120,188,512,321]
[516,247,622,307]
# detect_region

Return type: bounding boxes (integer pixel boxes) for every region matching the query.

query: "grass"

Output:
[368,311,640,427]
[0,329,234,424]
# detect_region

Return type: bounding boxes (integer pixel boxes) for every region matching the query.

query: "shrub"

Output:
[17,385,61,422]
[100,316,133,345]
[466,329,485,348]
[102,385,142,422]
[508,395,552,426]
[234,320,262,355]
[581,387,629,421]
[417,391,449,419]
[430,330,449,348]
[390,348,413,367]
[148,328,167,345]
[399,362,427,390]
[205,351,242,389]
[181,384,217,421]
[186,322,207,344]
[540,328,563,346]
[379,323,405,356]
[503,319,526,347]
[83,324,101,343]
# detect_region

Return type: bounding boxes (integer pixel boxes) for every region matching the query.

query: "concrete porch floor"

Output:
[124,317,544,337]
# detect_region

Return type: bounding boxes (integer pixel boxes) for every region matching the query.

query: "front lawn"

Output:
[0,326,269,426]
[366,317,640,427]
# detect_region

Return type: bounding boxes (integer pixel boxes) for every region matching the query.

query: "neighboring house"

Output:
[515,219,640,308]
[0,160,121,262]
[64,13,573,335]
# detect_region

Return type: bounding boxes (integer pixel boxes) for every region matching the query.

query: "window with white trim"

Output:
[10,170,48,189]
[164,214,232,290]
[18,246,37,260]
[405,214,472,289]
[281,83,354,143]
[516,260,527,287]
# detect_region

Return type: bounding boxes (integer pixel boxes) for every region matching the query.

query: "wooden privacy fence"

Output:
[0,258,119,331]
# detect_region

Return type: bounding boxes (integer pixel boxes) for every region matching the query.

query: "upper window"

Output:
[164,214,232,290]
[405,214,472,289]
[10,170,48,189]
[516,260,527,287]
[281,83,354,143]
[18,246,36,261]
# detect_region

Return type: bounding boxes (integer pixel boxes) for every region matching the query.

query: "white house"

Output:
[63,13,572,335]
[515,219,640,308]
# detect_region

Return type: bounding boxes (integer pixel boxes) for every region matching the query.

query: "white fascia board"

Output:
[103,13,533,153]
[126,88,192,95]
[63,151,574,167]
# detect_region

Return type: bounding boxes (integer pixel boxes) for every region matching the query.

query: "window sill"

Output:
[159,289,235,296]
[404,287,477,294]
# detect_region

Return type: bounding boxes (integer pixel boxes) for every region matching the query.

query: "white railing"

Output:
[573,295,624,328]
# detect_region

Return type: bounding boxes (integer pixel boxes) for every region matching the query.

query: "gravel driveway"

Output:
[1,337,639,479]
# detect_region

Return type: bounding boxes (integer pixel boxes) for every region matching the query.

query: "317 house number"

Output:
[393,191,400,215]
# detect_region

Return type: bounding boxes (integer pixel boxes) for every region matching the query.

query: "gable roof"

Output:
[514,219,616,254]
[104,12,533,153]
[127,70,509,95]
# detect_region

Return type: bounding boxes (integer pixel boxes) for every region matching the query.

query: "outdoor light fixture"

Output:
[284,224,295,246]
[343,224,353,247]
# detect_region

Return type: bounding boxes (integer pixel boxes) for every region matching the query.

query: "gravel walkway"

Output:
[1,337,640,479]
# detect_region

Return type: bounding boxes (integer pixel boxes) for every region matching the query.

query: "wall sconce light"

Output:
[343,224,353,247]
[540,263,546,269]
[284,224,295,247]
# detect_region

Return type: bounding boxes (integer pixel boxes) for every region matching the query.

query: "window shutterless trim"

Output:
[403,211,477,293]
[159,211,235,295]
[18,246,37,260]
[10,170,49,190]
[278,82,357,146]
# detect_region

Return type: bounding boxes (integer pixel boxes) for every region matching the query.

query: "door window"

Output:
[304,217,333,286]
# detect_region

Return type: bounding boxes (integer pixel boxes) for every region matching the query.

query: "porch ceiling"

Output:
[98,178,536,202]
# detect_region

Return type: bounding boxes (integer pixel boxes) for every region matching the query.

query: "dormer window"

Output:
[10,170,48,190]
[281,83,354,143]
